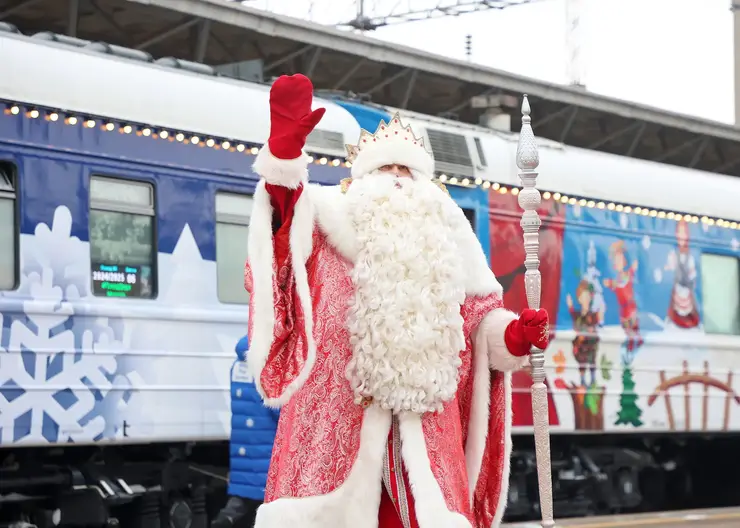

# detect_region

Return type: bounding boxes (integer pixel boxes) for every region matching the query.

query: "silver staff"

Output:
[516,95,555,527]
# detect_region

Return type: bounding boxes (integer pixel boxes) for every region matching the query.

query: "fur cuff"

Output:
[477,308,531,372]
[252,144,310,189]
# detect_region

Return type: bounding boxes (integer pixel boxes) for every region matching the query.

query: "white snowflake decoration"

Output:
[0,206,134,445]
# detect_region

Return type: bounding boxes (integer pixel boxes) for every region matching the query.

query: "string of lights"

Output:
[4,101,739,231]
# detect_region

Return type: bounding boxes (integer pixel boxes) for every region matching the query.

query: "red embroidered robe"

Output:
[245,171,529,528]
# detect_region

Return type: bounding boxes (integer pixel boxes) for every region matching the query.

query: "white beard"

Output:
[344,172,467,414]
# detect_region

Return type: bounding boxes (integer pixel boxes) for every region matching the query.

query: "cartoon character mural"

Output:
[558,240,609,431]
[664,219,700,330]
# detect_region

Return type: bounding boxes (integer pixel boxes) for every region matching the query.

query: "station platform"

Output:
[503,507,740,527]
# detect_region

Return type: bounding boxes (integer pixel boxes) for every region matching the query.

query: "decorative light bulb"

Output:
[67,116,78,125]
[29,109,40,119]
[319,157,327,165]
[492,182,500,190]
[123,125,133,134]
[175,133,184,141]
[142,128,151,136]
[553,192,561,200]
[191,136,200,144]
[481,181,490,189]
[250,147,259,155]
[105,122,115,131]
[543,191,551,200]
[160,130,169,139]
[205,138,214,147]
[439,174,448,182]
[49,112,59,122]
[10,105,20,115]
[474,177,483,185]
[511,187,519,195]
[462,178,470,186]
[222,141,231,149]
[236,144,245,152]
[85,120,96,128]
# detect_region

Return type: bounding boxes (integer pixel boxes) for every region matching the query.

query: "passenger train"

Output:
[1,21,740,527]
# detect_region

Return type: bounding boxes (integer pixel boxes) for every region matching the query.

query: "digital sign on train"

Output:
[91,264,143,298]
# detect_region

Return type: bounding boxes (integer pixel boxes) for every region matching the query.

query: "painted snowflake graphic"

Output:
[0,207,135,445]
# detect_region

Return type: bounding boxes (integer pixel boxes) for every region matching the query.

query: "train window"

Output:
[89,176,156,299]
[462,207,476,234]
[215,192,252,304]
[700,253,740,335]
[0,163,17,290]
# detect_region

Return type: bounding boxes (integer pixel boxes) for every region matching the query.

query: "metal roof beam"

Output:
[89,0,129,40]
[689,137,710,168]
[0,0,44,21]
[194,19,210,63]
[536,105,574,128]
[127,0,740,144]
[626,123,646,157]
[400,70,418,109]
[366,68,410,95]
[587,122,642,150]
[67,0,79,37]
[654,136,704,163]
[135,17,200,50]
[332,57,367,90]
[305,47,322,78]
[559,107,579,143]
[264,44,313,72]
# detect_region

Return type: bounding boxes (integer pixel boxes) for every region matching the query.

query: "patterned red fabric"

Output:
[265,182,303,266]
[247,229,509,523]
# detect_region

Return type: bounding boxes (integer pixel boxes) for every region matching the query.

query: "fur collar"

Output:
[308,183,502,298]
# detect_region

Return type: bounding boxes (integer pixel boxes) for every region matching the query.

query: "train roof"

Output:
[338,101,740,224]
[0,28,361,159]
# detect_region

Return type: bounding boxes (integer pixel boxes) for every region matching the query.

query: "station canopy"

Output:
[4,0,740,176]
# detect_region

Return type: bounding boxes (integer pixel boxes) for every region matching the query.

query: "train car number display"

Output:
[91,263,142,297]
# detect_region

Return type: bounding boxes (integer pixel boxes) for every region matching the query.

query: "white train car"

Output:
[0,26,359,527]
[336,99,740,518]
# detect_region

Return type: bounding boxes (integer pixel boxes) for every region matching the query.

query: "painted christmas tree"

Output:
[615,365,643,427]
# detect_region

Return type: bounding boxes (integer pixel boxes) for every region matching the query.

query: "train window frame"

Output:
[700,252,740,335]
[462,207,476,234]
[215,191,253,305]
[0,161,19,291]
[88,175,158,300]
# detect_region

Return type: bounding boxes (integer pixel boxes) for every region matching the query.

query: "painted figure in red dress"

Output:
[603,241,643,357]
[244,74,550,528]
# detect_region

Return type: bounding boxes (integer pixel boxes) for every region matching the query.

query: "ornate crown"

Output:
[344,112,434,178]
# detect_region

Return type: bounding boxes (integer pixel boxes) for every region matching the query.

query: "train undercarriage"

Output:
[1,434,738,527]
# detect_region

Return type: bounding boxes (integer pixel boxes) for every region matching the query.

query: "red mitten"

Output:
[268,74,326,159]
[503,308,550,357]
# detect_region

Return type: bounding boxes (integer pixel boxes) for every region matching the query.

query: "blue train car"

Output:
[336,99,740,518]
[0,28,359,525]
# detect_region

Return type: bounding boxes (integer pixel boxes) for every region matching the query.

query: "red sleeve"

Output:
[265,183,304,269]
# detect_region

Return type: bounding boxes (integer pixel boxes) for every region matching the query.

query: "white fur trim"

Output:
[465,338,515,527]
[246,180,317,407]
[351,135,435,180]
[398,412,472,527]
[308,184,359,261]
[309,181,503,298]
[491,372,514,528]
[465,332,492,505]
[252,144,310,189]
[439,189,502,297]
[254,407,390,528]
[477,309,530,372]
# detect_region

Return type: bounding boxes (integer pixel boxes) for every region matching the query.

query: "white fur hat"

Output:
[346,112,435,179]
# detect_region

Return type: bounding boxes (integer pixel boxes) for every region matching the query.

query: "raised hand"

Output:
[268,74,326,160]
